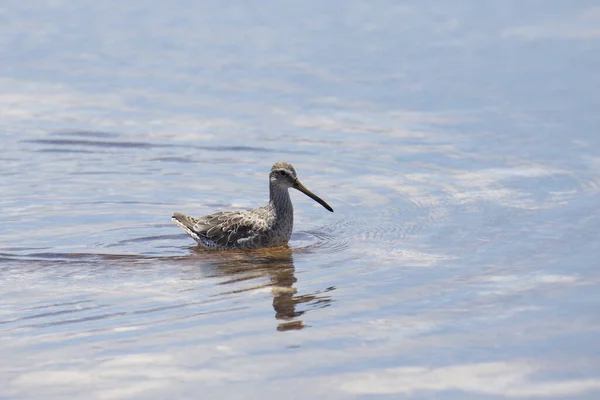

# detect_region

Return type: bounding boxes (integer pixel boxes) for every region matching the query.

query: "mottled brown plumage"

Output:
[172,162,333,250]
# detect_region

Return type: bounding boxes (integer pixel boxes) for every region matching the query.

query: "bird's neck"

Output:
[269,182,293,218]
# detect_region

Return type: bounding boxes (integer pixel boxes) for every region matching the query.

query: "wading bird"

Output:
[172,162,333,250]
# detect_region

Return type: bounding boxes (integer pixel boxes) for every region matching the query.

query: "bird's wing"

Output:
[172,211,262,247]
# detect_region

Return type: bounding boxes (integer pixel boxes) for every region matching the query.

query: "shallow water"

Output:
[2,1,600,399]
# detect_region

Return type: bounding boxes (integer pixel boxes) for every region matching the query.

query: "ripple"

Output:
[26,138,165,149]
[51,130,121,138]
[107,234,184,247]
[335,201,446,244]
[292,229,350,254]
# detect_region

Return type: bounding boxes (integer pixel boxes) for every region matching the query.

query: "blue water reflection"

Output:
[1,1,600,399]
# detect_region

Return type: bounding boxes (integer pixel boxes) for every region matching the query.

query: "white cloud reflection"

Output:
[503,7,600,40]
[336,361,600,397]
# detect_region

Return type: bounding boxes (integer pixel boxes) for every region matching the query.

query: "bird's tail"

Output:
[172,212,202,242]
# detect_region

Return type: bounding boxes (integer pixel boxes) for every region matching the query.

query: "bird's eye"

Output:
[278,170,286,176]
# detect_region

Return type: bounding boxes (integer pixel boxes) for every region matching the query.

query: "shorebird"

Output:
[172,162,333,250]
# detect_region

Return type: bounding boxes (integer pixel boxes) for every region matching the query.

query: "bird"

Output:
[172,162,334,250]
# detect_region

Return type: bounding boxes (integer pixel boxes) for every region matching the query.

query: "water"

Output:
[1,1,600,398]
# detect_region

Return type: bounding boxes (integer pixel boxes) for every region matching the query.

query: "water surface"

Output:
[1,1,600,399]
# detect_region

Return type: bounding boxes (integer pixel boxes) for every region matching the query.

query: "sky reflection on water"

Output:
[1,1,600,399]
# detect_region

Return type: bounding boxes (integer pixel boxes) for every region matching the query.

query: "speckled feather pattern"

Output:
[172,162,331,250]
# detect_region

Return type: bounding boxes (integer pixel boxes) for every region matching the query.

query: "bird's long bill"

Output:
[293,180,334,212]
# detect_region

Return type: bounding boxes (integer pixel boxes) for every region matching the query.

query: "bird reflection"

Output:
[191,246,333,331]
[10,247,334,331]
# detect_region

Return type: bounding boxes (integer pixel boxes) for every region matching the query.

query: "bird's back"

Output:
[172,206,283,249]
